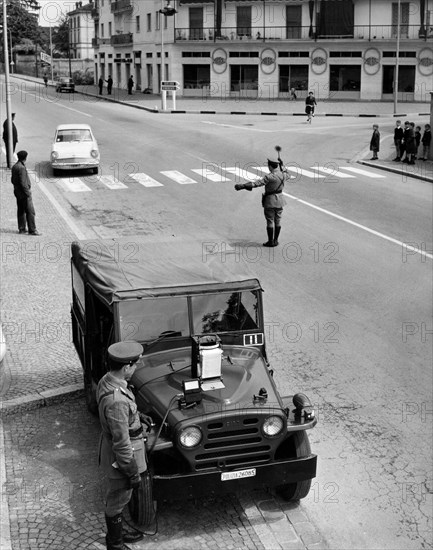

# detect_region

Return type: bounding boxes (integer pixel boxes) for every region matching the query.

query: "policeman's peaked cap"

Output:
[108,341,143,365]
[267,159,280,169]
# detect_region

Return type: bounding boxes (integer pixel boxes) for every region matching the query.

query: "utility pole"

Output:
[2,0,13,168]
[393,0,401,114]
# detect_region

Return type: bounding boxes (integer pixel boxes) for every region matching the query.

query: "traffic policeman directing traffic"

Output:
[234,150,290,247]
[97,341,152,550]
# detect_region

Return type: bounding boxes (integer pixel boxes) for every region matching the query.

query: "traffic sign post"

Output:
[161,81,180,111]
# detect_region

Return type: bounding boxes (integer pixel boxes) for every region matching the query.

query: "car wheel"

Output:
[128,471,155,528]
[84,371,98,416]
[276,431,312,501]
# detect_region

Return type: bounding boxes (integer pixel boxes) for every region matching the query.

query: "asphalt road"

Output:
[2,80,432,549]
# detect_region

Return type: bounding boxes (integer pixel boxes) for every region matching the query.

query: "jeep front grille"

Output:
[191,414,276,471]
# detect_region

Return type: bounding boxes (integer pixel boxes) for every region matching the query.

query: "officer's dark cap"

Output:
[108,341,143,368]
[267,158,279,169]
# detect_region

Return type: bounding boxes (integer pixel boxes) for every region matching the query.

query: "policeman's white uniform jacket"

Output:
[97,372,146,480]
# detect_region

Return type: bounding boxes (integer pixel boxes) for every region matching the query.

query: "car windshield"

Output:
[56,129,92,142]
[118,291,260,341]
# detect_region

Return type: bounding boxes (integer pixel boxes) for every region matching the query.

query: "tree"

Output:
[0,0,41,47]
[51,15,70,57]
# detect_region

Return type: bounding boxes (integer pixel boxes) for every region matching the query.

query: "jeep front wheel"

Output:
[276,431,312,501]
[128,471,155,528]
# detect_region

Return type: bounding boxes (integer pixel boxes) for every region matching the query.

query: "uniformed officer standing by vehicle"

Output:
[97,341,151,550]
[234,150,290,247]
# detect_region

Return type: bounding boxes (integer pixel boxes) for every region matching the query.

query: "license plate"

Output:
[221,468,256,481]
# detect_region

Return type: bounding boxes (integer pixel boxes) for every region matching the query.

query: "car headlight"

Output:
[178,426,202,448]
[262,415,284,437]
[51,151,59,160]
[91,149,99,159]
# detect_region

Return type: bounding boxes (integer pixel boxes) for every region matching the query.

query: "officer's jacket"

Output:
[251,170,289,209]
[97,372,142,479]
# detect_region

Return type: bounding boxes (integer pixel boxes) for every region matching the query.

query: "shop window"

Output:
[329,65,360,91]
[230,65,258,92]
[279,65,308,93]
[183,64,210,89]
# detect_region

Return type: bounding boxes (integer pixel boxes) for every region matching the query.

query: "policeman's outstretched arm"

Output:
[234,182,253,191]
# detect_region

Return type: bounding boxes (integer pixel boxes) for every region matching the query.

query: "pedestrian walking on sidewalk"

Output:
[393,120,404,161]
[97,341,153,550]
[419,124,431,160]
[106,75,113,95]
[43,74,48,88]
[127,76,134,95]
[290,87,297,100]
[11,151,40,236]
[305,91,317,123]
[3,113,18,169]
[369,124,380,160]
[98,77,104,95]
[234,151,290,247]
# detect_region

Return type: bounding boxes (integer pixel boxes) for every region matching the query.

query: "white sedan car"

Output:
[51,124,100,175]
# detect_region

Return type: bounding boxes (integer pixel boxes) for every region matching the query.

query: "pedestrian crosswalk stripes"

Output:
[312,166,356,178]
[53,165,386,192]
[99,175,128,189]
[285,166,326,179]
[61,178,92,192]
[160,170,197,184]
[191,169,230,182]
[129,173,164,187]
[339,166,386,178]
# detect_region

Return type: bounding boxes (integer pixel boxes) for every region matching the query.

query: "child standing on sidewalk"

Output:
[420,124,431,160]
[369,124,380,160]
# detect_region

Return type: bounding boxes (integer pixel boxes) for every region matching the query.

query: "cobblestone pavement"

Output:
[2,396,324,550]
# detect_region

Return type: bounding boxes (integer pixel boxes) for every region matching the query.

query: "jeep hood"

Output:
[132,345,283,424]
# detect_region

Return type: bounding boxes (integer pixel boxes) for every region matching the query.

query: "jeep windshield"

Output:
[118,290,260,342]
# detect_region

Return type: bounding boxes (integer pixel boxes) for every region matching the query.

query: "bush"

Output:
[72,69,94,85]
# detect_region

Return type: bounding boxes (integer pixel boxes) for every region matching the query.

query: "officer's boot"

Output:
[105,514,131,550]
[263,227,274,247]
[122,515,144,543]
[273,226,281,246]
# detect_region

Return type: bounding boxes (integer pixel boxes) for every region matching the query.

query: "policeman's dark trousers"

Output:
[14,193,36,233]
[3,140,16,168]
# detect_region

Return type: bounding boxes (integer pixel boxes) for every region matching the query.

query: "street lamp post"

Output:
[159,0,177,110]
[2,0,13,169]
[393,0,401,114]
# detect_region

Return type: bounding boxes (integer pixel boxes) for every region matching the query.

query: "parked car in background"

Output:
[55,77,75,93]
[51,124,100,175]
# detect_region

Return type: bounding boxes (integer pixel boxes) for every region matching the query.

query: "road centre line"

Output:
[283,191,433,260]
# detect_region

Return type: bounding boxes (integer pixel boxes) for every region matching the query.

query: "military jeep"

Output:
[70,239,317,525]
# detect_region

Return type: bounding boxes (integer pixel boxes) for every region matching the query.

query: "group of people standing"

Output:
[393,120,431,164]
[98,75,134,96]
[369,120,431,163]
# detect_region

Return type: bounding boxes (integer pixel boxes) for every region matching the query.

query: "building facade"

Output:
[91,0,433,101]
[68,1,95,60]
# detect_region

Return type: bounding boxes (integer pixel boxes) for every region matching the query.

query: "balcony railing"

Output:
[174,24,432,42]
[111,33,133,46]
[111,0,133,13]
[92,37,111,46]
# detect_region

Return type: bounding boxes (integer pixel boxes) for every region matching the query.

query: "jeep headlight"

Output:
[262,416,284,437]
[178,426,202,448]
[51,151,59,160]
[91,149,99,159]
